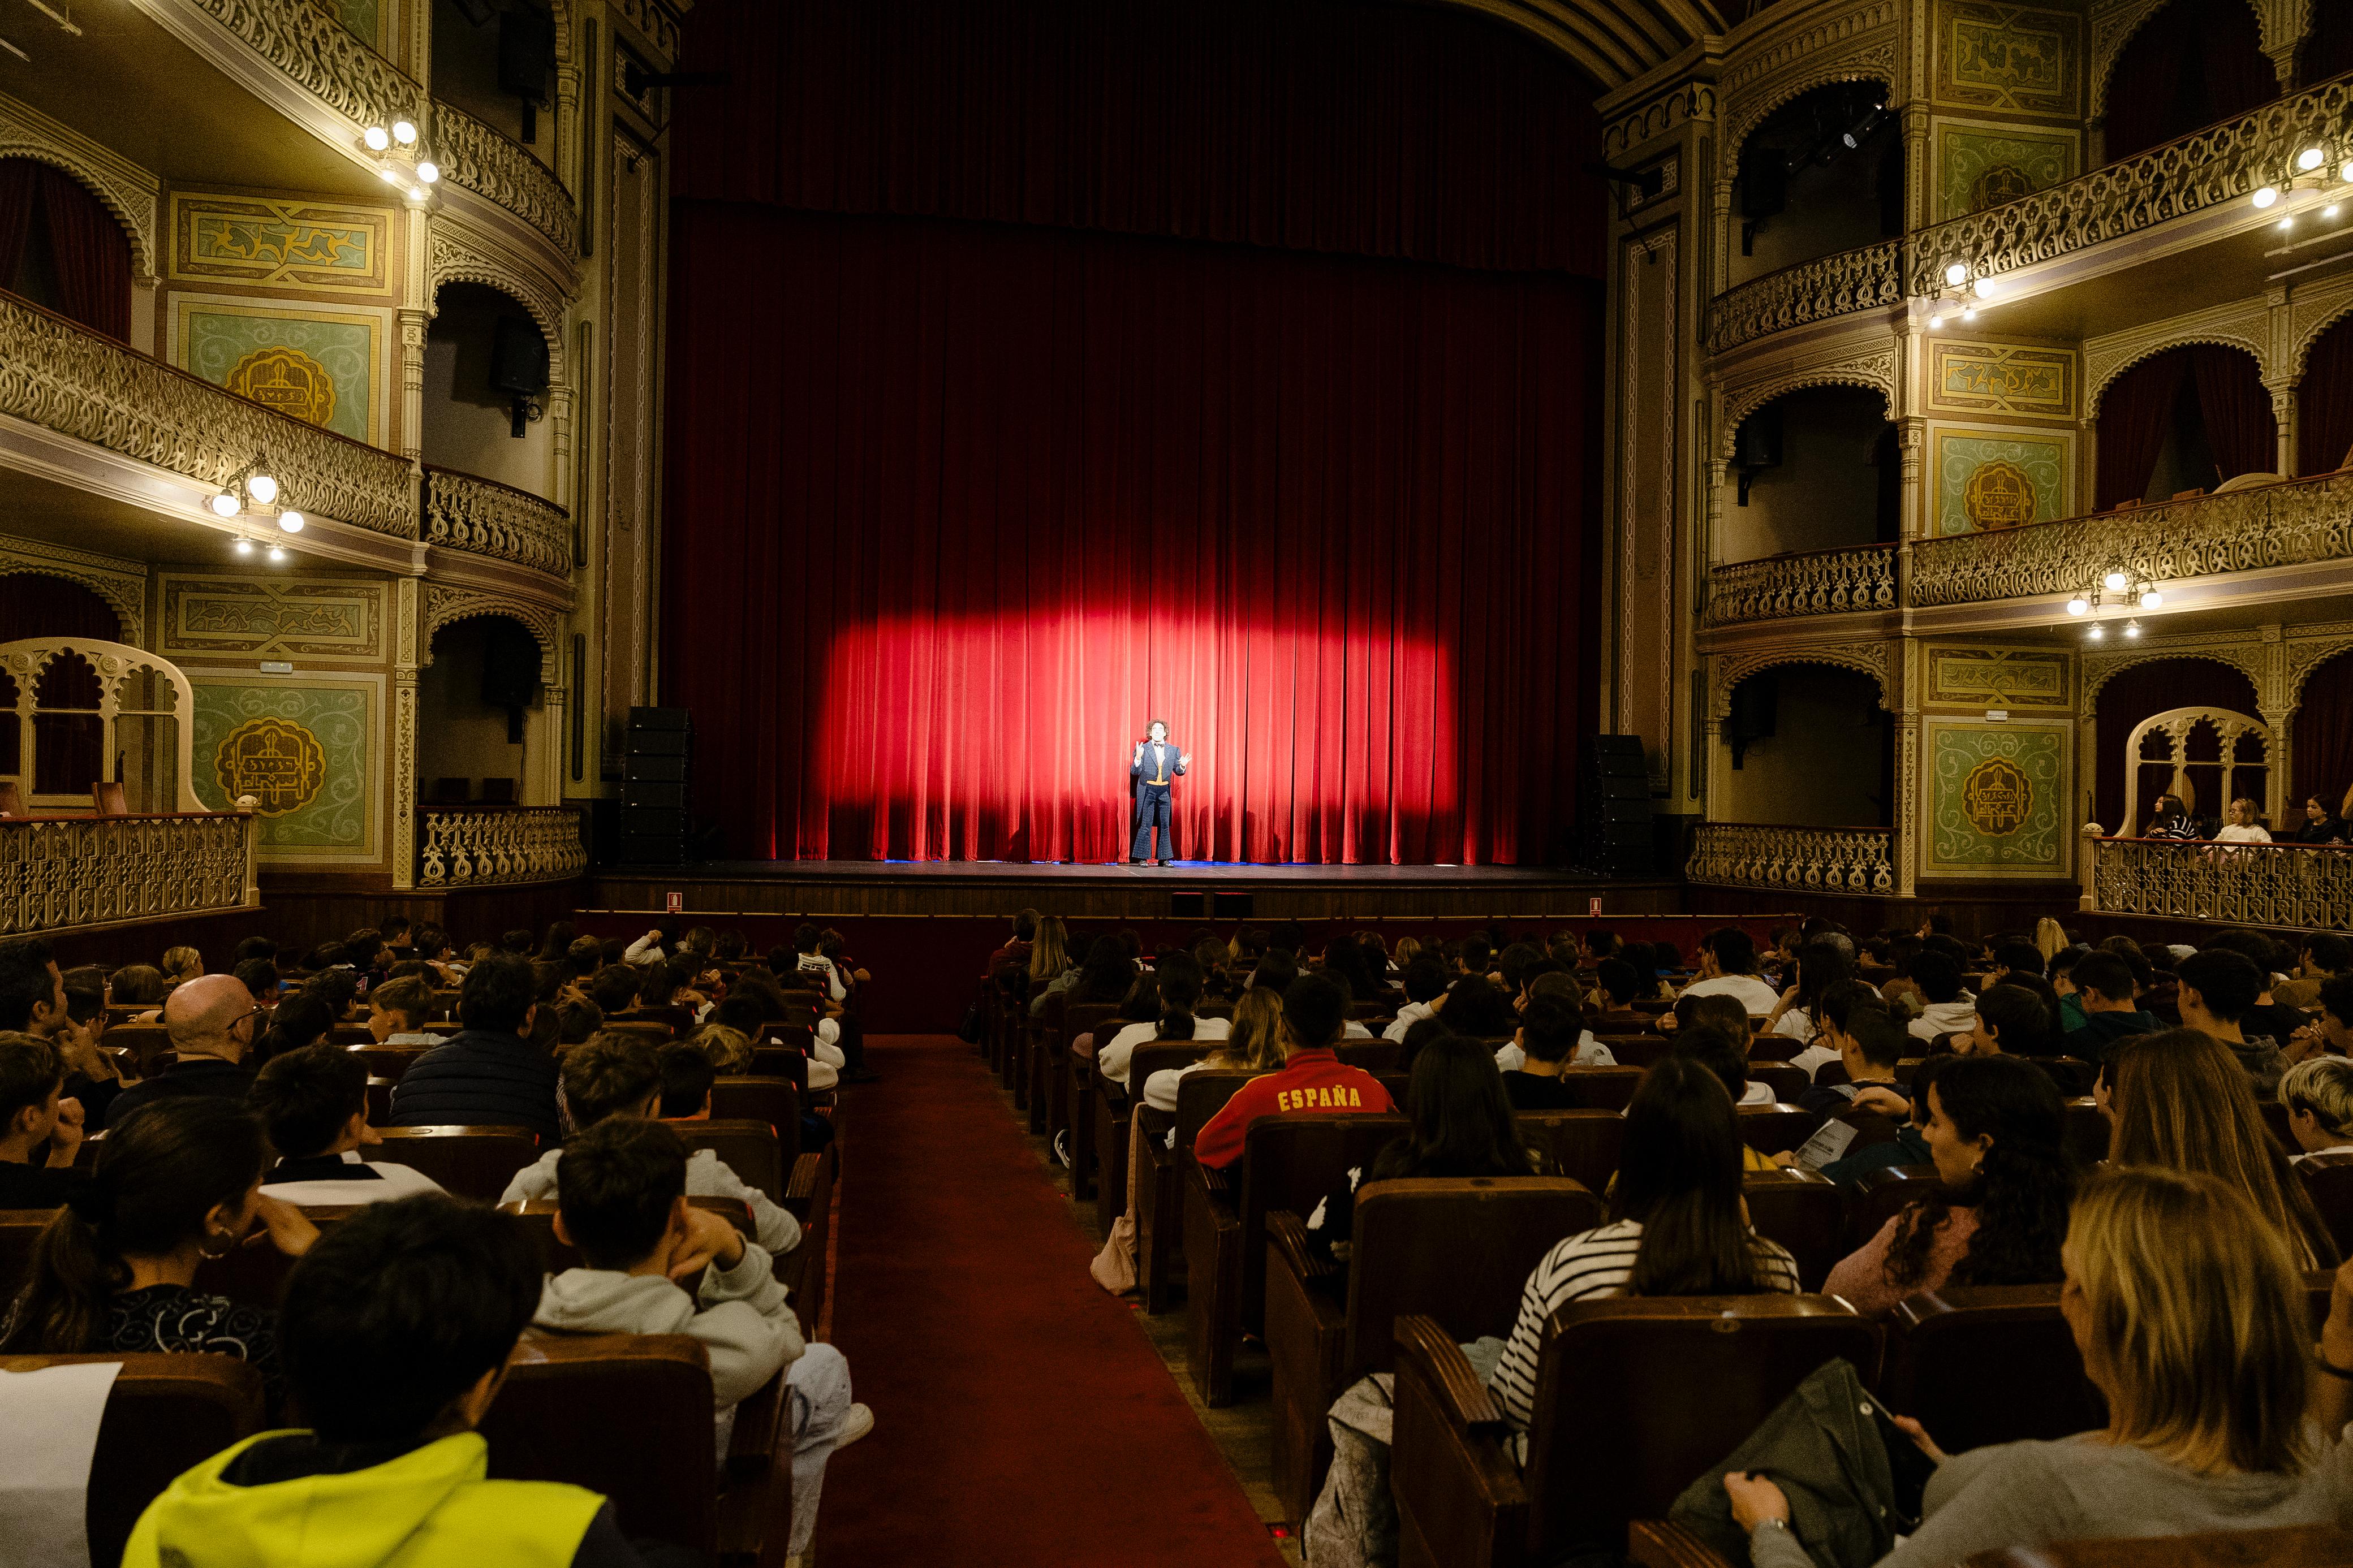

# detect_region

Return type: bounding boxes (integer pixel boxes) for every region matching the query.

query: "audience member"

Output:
[1140,986,1284,1113]
[2059,951,2160,1060]
[367,973,443,1046]
[1793,1003,1908,1118]
[2292,793,2349,845]
[106,973,261,1129]
[2292,975,2353,1061]
[2142,792,2201,841]
[1192,975,1394,1169]
[0,1032,85,1207]
[2281,1055,2353,1163]
[2173,948,2289,1096]
[1488,1058,1800,1430]
[1762,939,1853,1043]
[232,957,281,1007]
[251,1046,446,1204]
[1098,953,1229,1086]
[1433,973,1515,1039]
[1382,957,1450,1042]
[386,955,560,1140]
[1499,994,1587,1110]
[656,1040,717,1119]
[2276,931,2348,1011]
[1904,951,1977,1046]
[0,936,72,1040]
[248,992,335,1067]
[1818,1055,1953,1186]
[2212,796,2272,844]
[1671,928,1779,1017]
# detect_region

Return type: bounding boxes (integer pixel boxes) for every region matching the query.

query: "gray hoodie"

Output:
[529,1241,803,1459]
[500,1146,802,1257]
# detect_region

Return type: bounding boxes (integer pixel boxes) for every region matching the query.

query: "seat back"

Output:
[1748,1064,1810,1102]
[1236,1115,1410,1322]
[706,1077,800,1136]
[747,1046,812,1091]
[369,1126,541,1202]
[108,1025,173,1078]
[347,1043,425,1081]
[2298,1152,2353,1256]
[1559,1066,1644,1111]
[1523,1296,1880,1556]
[195,1206,361,1307]
[1346,1177,1602,1375]
[674,1118,787,1202]
[1845,1165,1942,1249]
[1970,1526,2353,1568]
[1127,1041,1221,1095]
[0,779,21,816]
[1516,1110,1627,1193]
[1334,1039,1403,1074]
[1065,1002,1122,1047]
[1736,1105,1816,1156]
[0,1207,57,1299]
[91,780,128,816]
[499,1196,753,1272]
[2063,1098,2110,1165]
[1173,1068,1271,1149]
[482,1334,718,1554]
[1742,1169,1847,1289]
[0,1351,266,1568]
[1884,1283,2101,1451]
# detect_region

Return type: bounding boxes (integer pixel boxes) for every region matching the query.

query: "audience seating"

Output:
[1882,1282,2103,1452]
[369,1126,541,1202]
[195,1206,362,1307]
[0,1351,266,1568]
[1,1207,56,1299]
[1390,1297,1878,1568]
[1741,1168,1845,1289]
[1264,1176,1602,1522]
[1515,1109,1626,1193]
[747,1046,812,1090]
[1627,1522,2353,1568]
[106,1025,173,1077]
[1023,990,1064,1129]
[1183,1113,1409,1405]
[706,1075,799,1134]
[1734,1104,1815,1156]
[673,1118,794,1203]
[1135,1069,1268,1314]
[500,1195,754,1275]
[2062,1098,2111,1165]
[1094,1042,1219,1236]
[1843,1163,1941,1249]
[2297,1152,2353,1256]
[347,1044,424,1080]
[1559,1066,1644,1111]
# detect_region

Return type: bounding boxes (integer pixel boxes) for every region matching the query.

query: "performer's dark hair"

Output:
[1145,718,1169,736]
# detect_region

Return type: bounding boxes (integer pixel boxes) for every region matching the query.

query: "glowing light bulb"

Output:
[1961,306,1977,322]
[1972,278,1997,299]
[209,490,240,517]
[363,125,390,152]
[278,511,304,533]
[2122,620,2141,638]
[408,186,426,201]
[2066,596,2089,616]
[267,544,286,562]
[2255,185,2282,208]
[2281,216,2296,230]
[392,119,417,145]
[246,471,277,505]
[416,161,438,184]
[379,167,402,184]
[1943,261,1968,286]
[2329,205,2343,218]
[233,537,253,556]
[2104,571,2128,592]
[2087,624,2106,641]
[2302,146,2328,171]
[2342,159,2353,183]
[2139,589,2161,609]
[1928,314,1945,330]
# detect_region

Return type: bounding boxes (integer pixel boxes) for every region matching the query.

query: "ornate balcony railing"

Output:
[418,805,588,888]
[1910,470,2353,608]
[1706,239,1902,356]
[434,101,578,256]
[0,291,417,541]
[1686,822,1894,894]
[180,0,420,127]
[1,810,258,936]
[2082,832,2353,930]
[423,466,571,578]
[1705,542,1897,626]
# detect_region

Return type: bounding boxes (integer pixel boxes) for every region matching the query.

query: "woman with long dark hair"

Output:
[1098,953,1230,1086]
[1822,1055,2076,1315]
[2143,792,2201,841]
[1302,1031,1535,1273]
[1486,1058,1799,1429]
[249,992,335,1067]
[1068,937,1137,1007]
[0,1098,313,1411]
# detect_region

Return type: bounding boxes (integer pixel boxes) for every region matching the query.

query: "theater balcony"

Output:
[2081,831,2353,929]
[416,802,588,889]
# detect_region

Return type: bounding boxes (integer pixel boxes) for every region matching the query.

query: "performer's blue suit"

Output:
[1130,740,1186,863]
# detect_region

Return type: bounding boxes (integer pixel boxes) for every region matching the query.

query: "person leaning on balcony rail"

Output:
[2140,793,2202,841]
[2209,797,2272,845]
[2292,793,2350,846]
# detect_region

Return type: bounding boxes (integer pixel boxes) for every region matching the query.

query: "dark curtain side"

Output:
[2102,0,2278,163]
[0,159,36,284]
[2093,658,2262,828]
[662,204,1601,865]
[2300,316,2353,474]
[0,158,132,339]
[2095,351,2188,509]
[2187,344,2276,481]
[2295,652,2353,816]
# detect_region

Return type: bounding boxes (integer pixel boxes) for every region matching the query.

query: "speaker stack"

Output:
[1580,735,1654,876]
[618,706,692,865]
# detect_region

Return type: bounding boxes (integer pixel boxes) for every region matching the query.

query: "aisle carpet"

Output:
[812,1035,1290,1566]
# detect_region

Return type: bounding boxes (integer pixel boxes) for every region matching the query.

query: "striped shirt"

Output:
[1486,1219,1802,1431]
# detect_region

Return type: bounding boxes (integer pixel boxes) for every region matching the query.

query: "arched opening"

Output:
[0,158,133,339]
[422,281,555,496]
[2093,344,2274,509]
[0,573,125,641]
[2101,0,2276,163]
[2298,314,2353,476]
[430,0,561,156]
[1722,385,1898,560]
[1729,81,1902,288]
[2122,707,2270,834]
[1717,665,1891,827]
[2294,649,2353,820]
[2093,658,2259,827]
[419,616,545,805]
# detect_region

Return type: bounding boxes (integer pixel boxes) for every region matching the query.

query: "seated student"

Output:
[52,969,125,1130]
[501,1031,799,1255]
[2281,1055,2353,1163]
[1728,1167,2353,1568]
[1097,953,1230,1088]
[368,974,446,1047]
[387,956,560,1141]
[123,1194,669,1568]
[1794,1003,1908,1118]
[2275,931,2347,1012]
[2174,947,2290,1097]
[231,957,281,1010]
[1669,1026,1782,1176]
[1498,994,1589,1111]
[1761,939,1855,1044]
[1904,951,1978,1046]
[1821,1055,2075,1316]
[1140,985,1286,1113]
[557,997,605,1046]
[251,1046,446,1205]
[1192,974,1395,1169]
[0,1097,314,1411]
[1664,928,1781,1022]
[248,993,335,1068]
[1303,1033,1536,1273]
[1382,956,1451,1042]
[2058,951,2160,1061]
[1432,972,1516,1042]
[1781,979,1872,1083]
[588,964,640,1021]
[2292,974,2353,1064]
[0,1033,87,1207]
[1584,957,1650,1031]
[106,974,264,1129]
[535,1117,867,1560]
[1488,1058,1800,1430]
[656,1040,716,1120]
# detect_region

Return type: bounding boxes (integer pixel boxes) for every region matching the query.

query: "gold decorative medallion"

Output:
[214,717,328,815]
[1971,163,2034,209]
[223,345,339,427]
[1961,757,2032,836]
[1963,460,2037,529]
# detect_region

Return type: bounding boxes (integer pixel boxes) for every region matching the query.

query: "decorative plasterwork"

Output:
[1604,82,1717,158]
[0,94,160,279]
[2286,637,2353,706]
[2287,273,2353,379]
[1718,0,1902,161]
[1717,348,1899,459]
[432,100,579,258]
[423,467,571,580]
[2083,298,2272,416]
[424,215,571,380]
[2088,1,2173,120]
[0,539,146,643]
[1708,240,1904,356]
[1712,642,1892,718]
[179,0,421,128]
[609,0,682,65]
[420,584,562,681]
[2082,646,2265,705]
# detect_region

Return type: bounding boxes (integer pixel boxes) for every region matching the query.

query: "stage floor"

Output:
[686,858,1594,884]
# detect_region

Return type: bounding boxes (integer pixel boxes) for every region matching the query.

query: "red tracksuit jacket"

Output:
[1192,1047,1393,1169]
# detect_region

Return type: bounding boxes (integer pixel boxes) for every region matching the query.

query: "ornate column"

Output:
[1897,413,1928,600]
[2266,378,2298,476]
[1902,102,1933,233]
[1894,641,1920,899]
[398,309,430,464]
[391,578,423,891]
[548,381,575,513]
[1711,178,1735,299]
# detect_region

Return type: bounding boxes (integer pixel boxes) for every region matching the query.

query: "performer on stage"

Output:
[1129,720,1190,866]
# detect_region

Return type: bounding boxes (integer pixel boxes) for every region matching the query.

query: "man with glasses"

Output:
[104,973,261,1128]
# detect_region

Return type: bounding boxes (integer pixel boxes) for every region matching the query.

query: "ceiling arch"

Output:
[1431,0,1730,88]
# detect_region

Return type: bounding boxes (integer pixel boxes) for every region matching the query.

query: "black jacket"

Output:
[386,1029,561,1141]
[105,1056,256,1129]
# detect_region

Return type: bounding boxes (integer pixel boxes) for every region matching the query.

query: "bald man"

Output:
[105,971,261,1129]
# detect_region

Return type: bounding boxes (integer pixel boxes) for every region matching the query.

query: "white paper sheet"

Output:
[0,1360,123,1568]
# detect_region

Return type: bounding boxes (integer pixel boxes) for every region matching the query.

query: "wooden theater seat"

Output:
[1265,1176,1604,1523]
[706,1075,799,1134]
[1134,1068,1268,1314]
[1,1207,58,1299]
[500,1196,754,1275]
[1184,1113,1409,1405]
[1843,1164,1942,1249]
[1882,1283,2102,1454]
[1022,990,1065,1124]
[0,1351,266,1568]
[1048,1002,1121,1157]
[1391,1295,1878,1568]
[1735,1104,1816,1157]
[1096,1041,1221,1235]
[673,1118,794,1204]
[106,1025,173,1078]
[1515,1109,1627,1194]
[2300,1152,2353,1258]
[1742,1168,1846,1290]
[747,1045,812,1090]
[2063,1098,2111,1165]
[1559,1066,1645,1111]
[193,1205,361,1307]
[370,1126,541,1202]
[348,1043,428,1081]
[1747,1064,1811,1102]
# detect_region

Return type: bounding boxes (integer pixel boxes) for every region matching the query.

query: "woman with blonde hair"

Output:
[1730,1166,2353,1565]
[2103,1028,2338,1268]
[691,1022,757,1077]
[1027,916,1071,989]
[158,946,202,987]
[2281,1055,2353,1162]
[2032,917,2068,964]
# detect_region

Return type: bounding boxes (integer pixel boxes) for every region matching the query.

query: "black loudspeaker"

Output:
[1579,735,1654,876]
[491,317,550,397]
[499,7,555,102]
[617,707,693,864]
[480,619,542,745]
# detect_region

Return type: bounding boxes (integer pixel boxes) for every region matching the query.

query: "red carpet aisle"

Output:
[812,1035,1291,1566]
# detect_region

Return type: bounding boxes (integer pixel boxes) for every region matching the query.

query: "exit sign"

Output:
[1589,897,1602,917]
[666,891,683,913]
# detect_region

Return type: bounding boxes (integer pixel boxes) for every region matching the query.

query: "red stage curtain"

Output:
[2102,0,2277,163]
[39,165,130,340]
[2095,350,2189,509]
[662,204,1600,865]
[670,0,1605,276]
[2187,344,2275,482]
[2093,656,2261,828]
[2300,316,2353,474]
[2295,651,2353,815]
